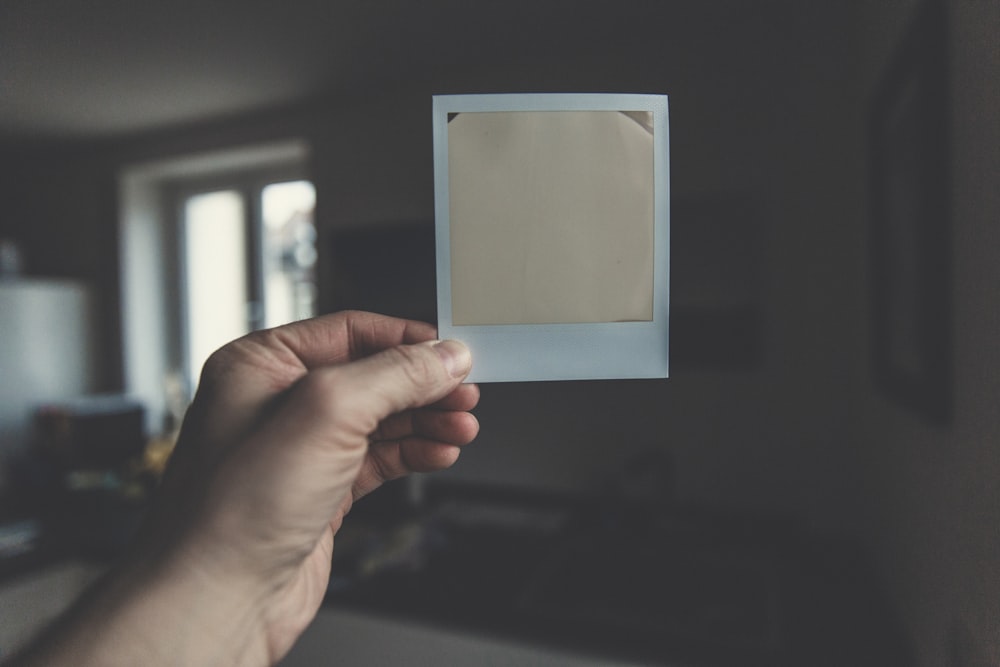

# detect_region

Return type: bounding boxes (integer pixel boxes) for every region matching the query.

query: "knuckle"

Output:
[195,330,265,389]
[250,326,285,349]
[295,368,378,436]
[198,345,236,388]
[368,450,398,484]
[298,368,345,411]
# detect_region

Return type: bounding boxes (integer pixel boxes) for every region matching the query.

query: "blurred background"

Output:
[0,1,997,665]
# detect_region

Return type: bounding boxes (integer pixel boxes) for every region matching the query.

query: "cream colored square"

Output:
[448,111,654,325]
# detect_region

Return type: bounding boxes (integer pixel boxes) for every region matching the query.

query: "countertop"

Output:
[321,482,910,667]
[0,481,909,666]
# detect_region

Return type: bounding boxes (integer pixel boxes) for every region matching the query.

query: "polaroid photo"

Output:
[433,93,669,382]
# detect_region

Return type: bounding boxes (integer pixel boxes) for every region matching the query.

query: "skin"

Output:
[9,311,479,667]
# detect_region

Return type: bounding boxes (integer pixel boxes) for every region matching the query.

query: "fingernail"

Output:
[433,340,472,378]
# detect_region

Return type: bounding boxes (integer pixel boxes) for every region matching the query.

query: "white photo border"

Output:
[433,93,669,383]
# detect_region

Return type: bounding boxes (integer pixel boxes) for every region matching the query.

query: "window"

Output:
[120,141,316,431]
[179,179,317,391]
[260,180,318,328]
[182,189,250,386]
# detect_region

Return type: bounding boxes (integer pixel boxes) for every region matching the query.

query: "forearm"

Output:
[8,550,272,667]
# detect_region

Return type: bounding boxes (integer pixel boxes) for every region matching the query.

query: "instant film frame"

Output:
[433,93,669,383]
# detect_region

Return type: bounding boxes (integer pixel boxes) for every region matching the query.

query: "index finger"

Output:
[265,310,439,369]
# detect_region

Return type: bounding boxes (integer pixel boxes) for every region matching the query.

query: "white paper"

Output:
[449,110,654,326]
[433,93,669,382]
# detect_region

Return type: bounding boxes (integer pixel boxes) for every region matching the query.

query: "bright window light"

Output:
[183,190,249,389]
[261,180,317,328]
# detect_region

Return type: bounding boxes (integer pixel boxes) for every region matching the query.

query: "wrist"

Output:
[13,544,273,667]
[127,543,274,666]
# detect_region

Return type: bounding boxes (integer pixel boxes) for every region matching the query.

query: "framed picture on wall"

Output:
[869,0,951,424]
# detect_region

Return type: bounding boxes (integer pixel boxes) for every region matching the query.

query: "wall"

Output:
[0,146,119,391]
[851,0,1000,664]
[0,146,118,477]
[0,2,865,536]
[318,5,865,535]
[6,1,998,659]
[118,139,311,433]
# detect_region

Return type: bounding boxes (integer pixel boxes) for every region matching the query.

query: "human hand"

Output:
[12,311,478,667]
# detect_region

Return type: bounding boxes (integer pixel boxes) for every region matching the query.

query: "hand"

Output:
[11,311,478,667]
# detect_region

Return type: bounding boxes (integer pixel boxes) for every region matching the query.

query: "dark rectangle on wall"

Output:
[869,0,952,424]
[672,306,762,371]
[671,195,764,371]
[327,223,437,324]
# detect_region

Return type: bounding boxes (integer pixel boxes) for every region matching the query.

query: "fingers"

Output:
[324,340,473,429]
[380,439,464,475]
[355,410,479,501]
[430,383,480,411]
[371,409,479,448]
[258,311,439,370]
[228,339,472,505]
[371,383,480,445]
[342,312,439,359]
[325,340,475,501]
[192,313,448,445]
[351,440,463,501]
[186,323,476,551]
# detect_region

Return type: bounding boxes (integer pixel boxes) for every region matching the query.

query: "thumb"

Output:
[331,339,473,424]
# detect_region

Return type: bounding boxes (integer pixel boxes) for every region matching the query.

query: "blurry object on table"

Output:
[0,278,96,493]
[0,239,24,277]
[33,395,145,471]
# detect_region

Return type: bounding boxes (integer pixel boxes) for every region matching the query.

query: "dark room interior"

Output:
[0,1,998,665]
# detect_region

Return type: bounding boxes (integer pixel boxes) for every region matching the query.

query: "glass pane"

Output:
[183,190,248,389]
[261,180,317,328]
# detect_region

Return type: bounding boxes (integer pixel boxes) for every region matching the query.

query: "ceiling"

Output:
[0,0,812,140]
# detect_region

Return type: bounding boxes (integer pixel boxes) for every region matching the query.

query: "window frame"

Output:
[165,164,311,393]
[120,140,313,434]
